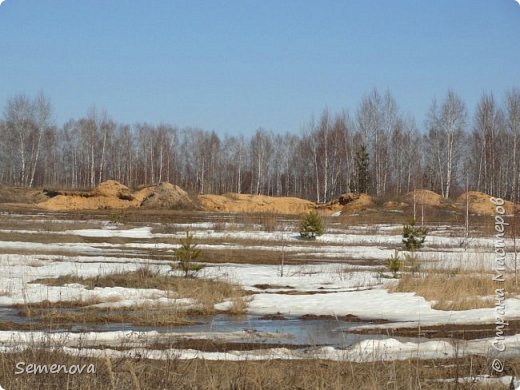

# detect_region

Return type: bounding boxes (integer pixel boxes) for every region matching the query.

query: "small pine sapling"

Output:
[402,218,428,251]
[386,250,402,278]
[402,218,428,275]
[299,210,324,240]
[173,230,203,278]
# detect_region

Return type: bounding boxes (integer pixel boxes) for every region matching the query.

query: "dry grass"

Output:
[0,348,511,389]
[34,267,173,289]
[18,305,192,328]
[32,267,248,316]
[13,298,104,310]
[392,270,520,310]
[14,297,193,328]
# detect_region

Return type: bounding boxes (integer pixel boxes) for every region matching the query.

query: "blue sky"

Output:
[0,0,519,135]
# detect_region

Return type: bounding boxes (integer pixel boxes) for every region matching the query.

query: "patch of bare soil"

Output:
[199,193,315,214]
[351,319,520,340]
[455,191,518,215]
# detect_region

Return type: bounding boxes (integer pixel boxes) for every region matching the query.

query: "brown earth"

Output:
[199,193,315,214]
[455,191,518,216]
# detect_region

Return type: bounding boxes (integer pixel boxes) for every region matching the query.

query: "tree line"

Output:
[0,88,519,203]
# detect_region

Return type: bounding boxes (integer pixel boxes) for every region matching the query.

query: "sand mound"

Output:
[337,192,374,211]
[199,193,315,214]
[40,194,132,211]
[315,200,343,215]
[39,180,196,211]
[345,193,374,211]
[405,189,443,206]
[94,180,133,200]
[138,182,197,209]
[455,191,517,215]
[338,193,359,205]
[316,193,375,214]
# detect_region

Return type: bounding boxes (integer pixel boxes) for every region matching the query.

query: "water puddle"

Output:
[170,314,384,346]
[1,307,386,347]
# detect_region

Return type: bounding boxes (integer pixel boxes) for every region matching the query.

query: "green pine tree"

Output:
[173,230,203,278]
[299,210,324,240]
[353,144,370,193]
[402,218,428,251]
[386,250,402,278]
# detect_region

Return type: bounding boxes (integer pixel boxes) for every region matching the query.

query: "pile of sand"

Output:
[39,180,196,211]
[39,194,132,211]
[337,192,375,212]
[455,191,517,215]
[405,189,443,206]
[34,181,517,216]
[94,180,134,200]
[315,193,375,215]
[138,182,197,209]
[199,193,315,214]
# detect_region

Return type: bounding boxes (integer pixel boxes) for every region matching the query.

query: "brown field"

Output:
[0,349,512,389]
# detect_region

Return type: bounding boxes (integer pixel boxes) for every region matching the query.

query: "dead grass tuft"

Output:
[392,271,520,310]
[0,348,511,389]
[33,267,247,315]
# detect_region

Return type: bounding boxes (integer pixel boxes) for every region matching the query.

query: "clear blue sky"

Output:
[1,0,519,135]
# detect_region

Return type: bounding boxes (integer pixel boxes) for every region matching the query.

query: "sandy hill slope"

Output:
[137,182,197,209]
[199,193,315,214]
[6,181,517,216]
[315,192,375,215]
[338,193,375,211]
[38,181,197,211]
[405,189,444,206]
[454,191,518,215]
